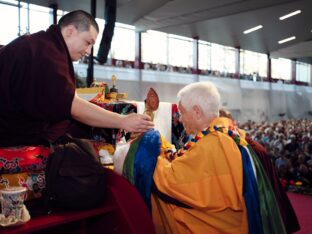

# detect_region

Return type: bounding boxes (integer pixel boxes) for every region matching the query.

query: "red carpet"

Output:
[287,192,312,234]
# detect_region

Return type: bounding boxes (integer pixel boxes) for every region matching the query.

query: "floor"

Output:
[288,192,312,234]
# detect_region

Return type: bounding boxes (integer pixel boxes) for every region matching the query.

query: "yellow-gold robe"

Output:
[152,118,248,234]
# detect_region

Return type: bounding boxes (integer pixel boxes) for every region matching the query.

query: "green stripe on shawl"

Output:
[122,136,142,185]
[247,145,286,234]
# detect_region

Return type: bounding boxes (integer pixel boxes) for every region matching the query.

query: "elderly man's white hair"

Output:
[177,81,220,118]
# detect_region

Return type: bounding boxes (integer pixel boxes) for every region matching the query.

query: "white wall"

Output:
[75,64,312,123]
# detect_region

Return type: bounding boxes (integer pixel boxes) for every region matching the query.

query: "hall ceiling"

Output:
[27,0,312,63]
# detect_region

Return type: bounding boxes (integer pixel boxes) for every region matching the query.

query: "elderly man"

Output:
[151,82,248,233]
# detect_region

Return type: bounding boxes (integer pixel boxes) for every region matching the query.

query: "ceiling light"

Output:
[243,25,263,34]
[278,36,296,44]
[279,10,301,20]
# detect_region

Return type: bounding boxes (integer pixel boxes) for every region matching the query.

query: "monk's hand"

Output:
[121,113,154,133]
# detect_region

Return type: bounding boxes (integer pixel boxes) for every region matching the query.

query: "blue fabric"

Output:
[133,129,161,211]
[239,145,263,234]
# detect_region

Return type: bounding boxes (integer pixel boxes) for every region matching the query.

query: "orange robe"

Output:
[152,118,248,234]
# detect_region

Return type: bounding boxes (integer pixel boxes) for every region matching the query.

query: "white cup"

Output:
[0,186,27,219]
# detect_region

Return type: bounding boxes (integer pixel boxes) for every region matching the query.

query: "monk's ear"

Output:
[63,25,76,37]
[192,105,204,119]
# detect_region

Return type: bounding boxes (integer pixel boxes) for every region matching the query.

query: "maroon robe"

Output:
[246,136,300,233]
[0,25,77,146]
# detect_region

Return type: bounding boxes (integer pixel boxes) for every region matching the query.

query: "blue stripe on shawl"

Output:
[133,129,161,211]
[239,145,263,234]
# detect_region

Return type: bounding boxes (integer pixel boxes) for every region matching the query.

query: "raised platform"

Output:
[1,169,155,234]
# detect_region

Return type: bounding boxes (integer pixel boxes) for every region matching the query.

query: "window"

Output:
[0,0,19,45]
[211,43,236,73]
[240,50,267,77]
[93,18,105,57]
[198,40,211,70]
[0,1,52,45]
[224,46,236,73]
[110,22,135,61]
[142,30,168,64]
[28,4,51,33]
[168,34,193,67]
[296,62,311,84]
[271,57,291,80]
[57,9,68,22]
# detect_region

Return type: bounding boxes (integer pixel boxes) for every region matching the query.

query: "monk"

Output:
[0,10,153,147]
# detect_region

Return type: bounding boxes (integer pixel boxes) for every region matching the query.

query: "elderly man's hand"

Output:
[121,113,154,132]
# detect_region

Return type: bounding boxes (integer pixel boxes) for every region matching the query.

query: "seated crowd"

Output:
[240,119,312,192]
[80,57,309,86]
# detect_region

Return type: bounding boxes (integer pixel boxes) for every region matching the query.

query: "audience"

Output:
[240,119,312,191]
